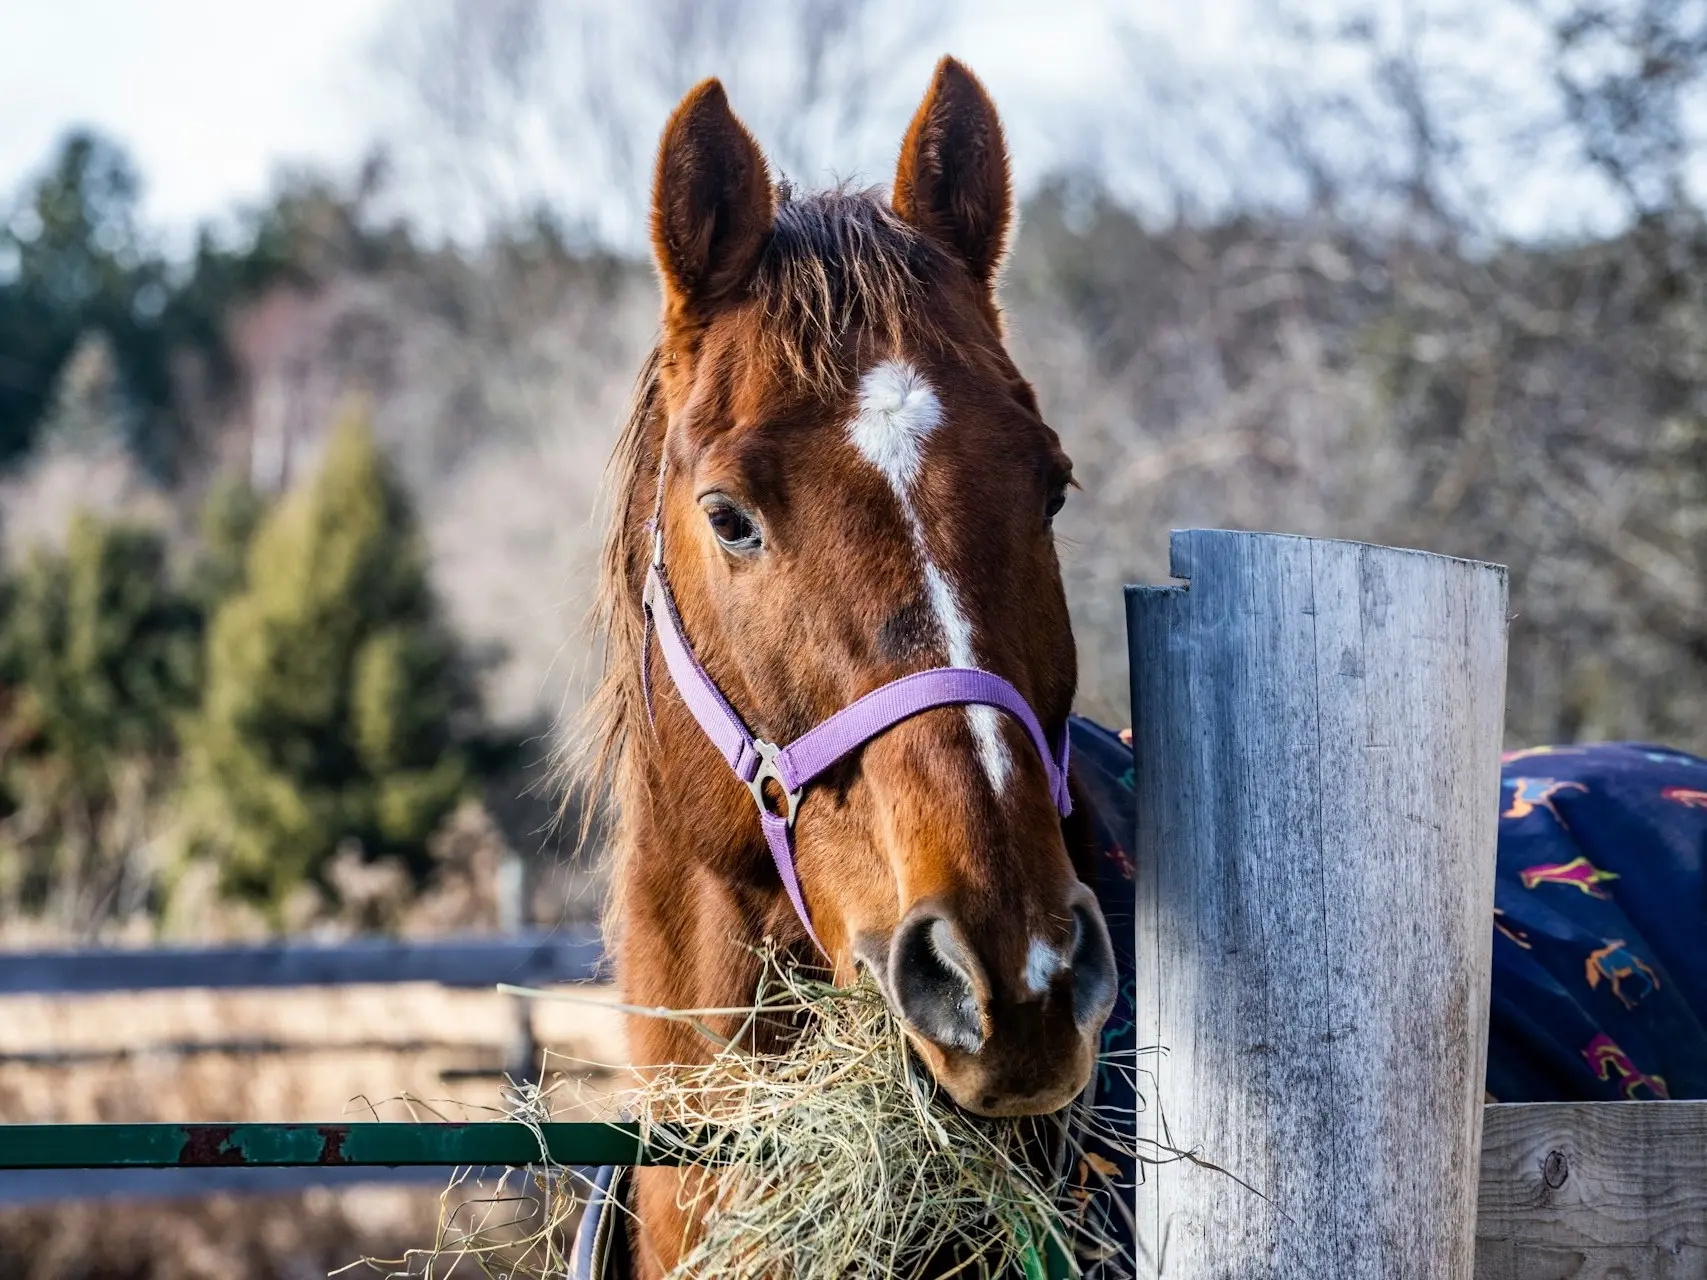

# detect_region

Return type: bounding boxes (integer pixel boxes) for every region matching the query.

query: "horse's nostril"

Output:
[1070,901,1118,1033]
[891,913,986,1054]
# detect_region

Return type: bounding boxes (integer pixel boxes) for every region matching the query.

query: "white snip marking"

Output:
[847,360,1012,794]
[1023,937,1064,996]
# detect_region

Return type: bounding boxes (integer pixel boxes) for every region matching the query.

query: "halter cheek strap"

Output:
[640,557,1072,959]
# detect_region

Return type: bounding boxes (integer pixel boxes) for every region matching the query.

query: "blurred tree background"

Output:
[0,511,199,928]
[181,412,475,913]
[1,0,1705,939]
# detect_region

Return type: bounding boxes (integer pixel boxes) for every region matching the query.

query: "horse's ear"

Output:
[651,79,774,321]
[891,57,1012,293]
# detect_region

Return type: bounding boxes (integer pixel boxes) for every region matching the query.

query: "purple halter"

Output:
[640,514,1072,957]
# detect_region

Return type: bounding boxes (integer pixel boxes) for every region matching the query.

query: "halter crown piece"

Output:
[639,463,1072,958]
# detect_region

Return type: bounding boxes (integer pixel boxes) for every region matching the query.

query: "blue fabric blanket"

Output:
[1485,741,1707,1101]
[1067,725,1707,1111]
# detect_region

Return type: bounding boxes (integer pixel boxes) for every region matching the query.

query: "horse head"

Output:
[603,57,1116,1121]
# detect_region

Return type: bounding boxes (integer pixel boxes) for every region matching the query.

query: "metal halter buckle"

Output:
[747,738,802,827]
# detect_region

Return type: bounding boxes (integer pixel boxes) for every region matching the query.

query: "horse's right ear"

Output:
[650,79,773,323]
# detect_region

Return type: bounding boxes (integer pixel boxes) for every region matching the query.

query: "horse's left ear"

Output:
[892,57,1013,294]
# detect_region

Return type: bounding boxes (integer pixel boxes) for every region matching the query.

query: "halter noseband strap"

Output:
[640,557,1072,958]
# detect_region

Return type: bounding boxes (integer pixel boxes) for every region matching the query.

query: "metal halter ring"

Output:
[747,739,803,827]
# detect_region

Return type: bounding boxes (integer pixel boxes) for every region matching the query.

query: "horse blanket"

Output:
[571,728,1707,1276]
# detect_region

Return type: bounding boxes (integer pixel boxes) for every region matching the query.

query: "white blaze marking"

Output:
[847,360,1012,794]
[1024,937,1064,996]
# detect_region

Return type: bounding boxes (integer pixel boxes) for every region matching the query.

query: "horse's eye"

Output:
[1045,487,1067,520]
[703,499,762,552]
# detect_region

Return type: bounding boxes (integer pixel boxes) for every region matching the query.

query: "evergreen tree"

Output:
[187,471,266,609]
[7,515,199,766]
[0,129,302,477]
[183,412,474,908]
[0,514,200,917]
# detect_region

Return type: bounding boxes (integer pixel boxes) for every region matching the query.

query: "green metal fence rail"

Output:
[0,1122,1072,1277]
[0,1122,663,1170]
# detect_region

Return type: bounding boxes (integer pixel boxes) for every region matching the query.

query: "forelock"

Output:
[749,187,949,393]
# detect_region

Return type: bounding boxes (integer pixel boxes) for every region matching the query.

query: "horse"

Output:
[575,58,1120,1276]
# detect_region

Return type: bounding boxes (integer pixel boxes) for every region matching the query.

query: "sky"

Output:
[0,0,1652,246]
[0,0,1156,238]
[0,0,395,229]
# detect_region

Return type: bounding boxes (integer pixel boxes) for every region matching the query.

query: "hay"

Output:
[334,1081,591,1279]
[627,958,1126,1279]
[360,954,1132,1279]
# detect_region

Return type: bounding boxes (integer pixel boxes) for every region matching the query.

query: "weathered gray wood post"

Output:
[1126,530,1507,1279]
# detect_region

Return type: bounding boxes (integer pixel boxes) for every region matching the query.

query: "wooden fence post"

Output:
[1126,530,1508,1279]
[497,852,540,1089]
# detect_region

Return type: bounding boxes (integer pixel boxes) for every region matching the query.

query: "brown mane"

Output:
[571,187,953,921]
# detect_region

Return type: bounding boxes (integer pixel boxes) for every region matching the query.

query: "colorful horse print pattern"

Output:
[1488,742,1707,1101]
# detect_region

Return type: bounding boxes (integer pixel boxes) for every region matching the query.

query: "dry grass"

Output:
[387,959,1132,1280]
[0,1187,449,1280]
[627,969,1125,1279]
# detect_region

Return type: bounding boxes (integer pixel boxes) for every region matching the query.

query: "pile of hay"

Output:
[361,956,1130,1279]
[629,959,1128,1279]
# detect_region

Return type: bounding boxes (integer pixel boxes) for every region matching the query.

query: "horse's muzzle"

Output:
[868,882,1118,1117]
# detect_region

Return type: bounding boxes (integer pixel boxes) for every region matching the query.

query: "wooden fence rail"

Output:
[0,928,602,994]
[1476,1100,1707,1279]
[0,1165,457,1206]
[0,925,608,1201]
